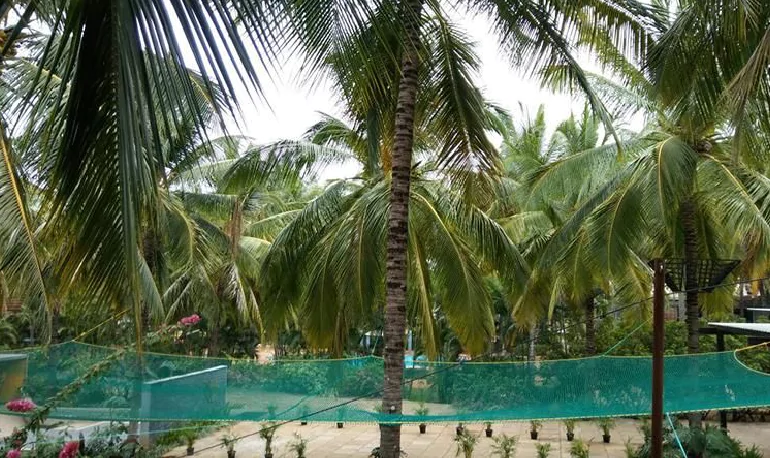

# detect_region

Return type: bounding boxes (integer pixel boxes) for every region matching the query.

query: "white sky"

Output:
[223,15,597,180]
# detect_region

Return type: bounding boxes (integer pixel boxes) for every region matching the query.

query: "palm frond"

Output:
[0,120,49,339]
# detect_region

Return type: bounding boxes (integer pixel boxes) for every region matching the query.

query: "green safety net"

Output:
[1,342,769,423]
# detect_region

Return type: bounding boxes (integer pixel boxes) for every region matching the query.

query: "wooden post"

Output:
[652,259,665,458]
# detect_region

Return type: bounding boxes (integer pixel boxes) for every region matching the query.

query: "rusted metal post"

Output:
[652,259,665,458]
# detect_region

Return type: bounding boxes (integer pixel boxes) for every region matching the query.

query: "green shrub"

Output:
[535,443,551,458]
[569,439,589,458]
[491,434,518,458]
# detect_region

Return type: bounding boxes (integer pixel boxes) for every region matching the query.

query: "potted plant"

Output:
[300,405,311,426]
[569,439,589,458]
[336,406,347,429]
[221,433,239,458]
[259,422,278,458]
[181,428,198,456]
[491,434,517,458]
[415,404,429,434]
[456,423,464,436]
[266,403,278,419]
[289,433,308,458]
[536,443,551,458]
[563,419,576,441]
[596,417,616,443]
[530,420,542,440]
[485,422,493,438]
[454,428,478,458]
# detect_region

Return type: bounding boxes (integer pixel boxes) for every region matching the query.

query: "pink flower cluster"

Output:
[179,314,201,326]
[5,398,36,412]
[6,449,21,458]
[58,441,79,458]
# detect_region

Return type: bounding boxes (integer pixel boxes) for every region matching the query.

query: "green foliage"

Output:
[415,402,430,417]
[289,433,309,458]
[596,417,616,435]
[628,422,763,458]
[563,419,576,434]
[535,443,551,458]
[569,439,589,458]
[180,427,199,448]
[454,428,478,458]
[336,360,384,397]
[491,434,518,458]
[221,431,239,452]
[530,420,543,432]
[259,423,279,455]
[369,447,407,457]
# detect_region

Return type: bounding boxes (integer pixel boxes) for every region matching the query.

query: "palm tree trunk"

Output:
[681,198,701,428]
[380,0,422,455]
[528,325,538,362]
[209,318,221,357]
[584,296,596,356]
[51,302,61,344]
[681,199,700,354]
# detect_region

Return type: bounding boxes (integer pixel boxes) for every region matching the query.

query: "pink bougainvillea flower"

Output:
[5,398,36,412]
[179,314,201,326]
[58,441,79,458]
[6,449,22,458]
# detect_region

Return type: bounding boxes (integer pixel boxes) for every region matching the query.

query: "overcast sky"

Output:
[222,14,597,180]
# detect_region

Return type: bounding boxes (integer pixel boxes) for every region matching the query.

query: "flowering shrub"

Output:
[58,441,79,458]
[179,314,201,326]
[6,449,21,458]
[5,398,36,412]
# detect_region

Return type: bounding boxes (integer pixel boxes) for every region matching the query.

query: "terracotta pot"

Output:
[530,431,538,440]
[419,424,426,434]
[603,434,611,444]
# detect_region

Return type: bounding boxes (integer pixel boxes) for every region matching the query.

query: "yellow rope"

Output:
[72,310,128,342]
[734,339,770,353]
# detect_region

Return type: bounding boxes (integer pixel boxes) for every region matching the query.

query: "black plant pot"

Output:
[227,451,236,458]
[300,421,308,426]
[566,432,574,441]
[265,453,273,458]
[186,447,195,456]
[530,431,538,440]
[603,434,611,444]
[419,424,427,434]
[337,422,344,429]
[456,425,463,436]
[485,428,493,438]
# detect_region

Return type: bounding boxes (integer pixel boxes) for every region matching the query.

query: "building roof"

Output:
[705,322,770,335]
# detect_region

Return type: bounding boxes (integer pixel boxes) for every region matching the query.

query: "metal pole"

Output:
[652,259,665,458]
[716,332,728,430]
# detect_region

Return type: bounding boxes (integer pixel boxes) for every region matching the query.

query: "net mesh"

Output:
[2,342,769,423]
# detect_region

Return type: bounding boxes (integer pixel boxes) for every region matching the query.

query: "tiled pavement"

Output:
[168,419,770,457]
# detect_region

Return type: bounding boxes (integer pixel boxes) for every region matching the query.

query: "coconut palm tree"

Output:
[226,14,525,360]
[373,1,657,452]
[164,138,319,356]
[488,105,647,357]
[252,114,522,357]
[0,0,382,351]
[533,0,770,427]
